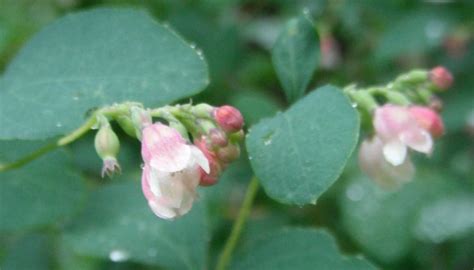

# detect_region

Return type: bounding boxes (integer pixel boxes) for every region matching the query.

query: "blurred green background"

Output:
[0,0,473,269]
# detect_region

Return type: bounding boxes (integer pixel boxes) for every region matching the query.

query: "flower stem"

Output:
[215,176,259,270]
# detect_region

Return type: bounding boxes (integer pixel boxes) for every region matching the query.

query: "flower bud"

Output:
[320,34,341,70]
[94,121,121,177]
[116,115,137,138]
[229,129,245,143]
[210,129,228,147]
[191,103,215,118]
[429,66,453,90]
[194,138,221,186]
[217,143,240,163]
[409,106,445,138]
[213,105,244,132]
[130,106,152,139]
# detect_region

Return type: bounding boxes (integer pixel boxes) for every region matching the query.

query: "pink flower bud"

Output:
[217,143,241,163]
[320,34,341,70]
[213,105,244,133]
[210,129,228,147]
[140,123,209,219]
[409,106,444,138]
[373,104,433,166]
[359,136,415,189]
[429,66,453,90]
[194,138,221,186]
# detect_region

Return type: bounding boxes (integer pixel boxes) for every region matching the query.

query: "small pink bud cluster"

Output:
[429,66,453,91]
[194,105,244,186]
[359,104,444,189]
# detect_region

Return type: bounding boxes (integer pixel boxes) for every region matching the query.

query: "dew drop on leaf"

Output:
[109,249,129,262]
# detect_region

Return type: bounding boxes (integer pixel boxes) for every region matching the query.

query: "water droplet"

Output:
[56,122,62,128]
[162,22,170,28]
[264,139,272,146]
[72,95,79,101]
[109,249,129,262]
[190,43,197,49]
[351,103,358,108]
[248,156,253,160]
[140,163,145,169]
[346,184,365,202]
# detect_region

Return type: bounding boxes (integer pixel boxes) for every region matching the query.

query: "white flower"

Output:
[140,123,209,219]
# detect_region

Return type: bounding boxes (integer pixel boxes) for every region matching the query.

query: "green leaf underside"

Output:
[0,8,208,140]
[246,85,359,205]
[272,15,319,103]
[340,171,468,263]
[0,150,86,232]
[63,181,209,270]
[230,228,376,270]
[414,195,474,243]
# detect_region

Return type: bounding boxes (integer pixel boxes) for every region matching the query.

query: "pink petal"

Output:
[141,123,191,172]
[373,105,413,141]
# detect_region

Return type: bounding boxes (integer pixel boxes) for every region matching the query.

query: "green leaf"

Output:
[0,150,86,232]
[63,181,209,270]
[0,8,209,140]
[414,195,474,243]
[230,228,376,270]
[246,85,359,205]
[375,11,454,61]
[1,234,53,270]
[230,91,280,126]
[339,170,465,263]
[272,15,319,103]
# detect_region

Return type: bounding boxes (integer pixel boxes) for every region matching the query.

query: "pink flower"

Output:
[373,104,433,166]
[359,136,415,189]
[140,123,209,219]
[213,105,244,132]
[409,106,444,138]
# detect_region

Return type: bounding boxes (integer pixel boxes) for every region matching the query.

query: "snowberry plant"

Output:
[0,7,466,270]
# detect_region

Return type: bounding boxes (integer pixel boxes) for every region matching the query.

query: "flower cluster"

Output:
[93,103,244,219]
[349,66,452,189]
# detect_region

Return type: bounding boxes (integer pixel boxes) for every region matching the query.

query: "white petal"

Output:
[148,201,177,220]
[190,146,210,174]
[400,129,433,154]
[383,140,407,166]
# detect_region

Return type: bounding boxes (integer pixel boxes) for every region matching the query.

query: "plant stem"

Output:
[57,115,97,146]
[215,176,259,270]
[0,142,58,171]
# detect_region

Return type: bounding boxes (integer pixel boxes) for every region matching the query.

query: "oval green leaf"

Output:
[0,150,86,232]
[0,8,208,140]
[271,15,319,103]
[230,228,376,270]
[63,181,209,270]
[246,85,359,205]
